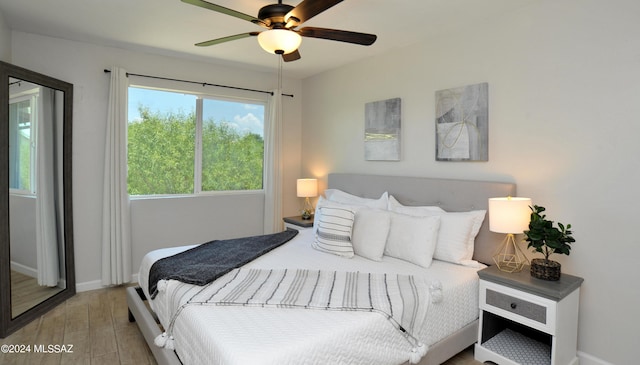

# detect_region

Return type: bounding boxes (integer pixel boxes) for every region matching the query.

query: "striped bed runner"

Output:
[156,268,433,363]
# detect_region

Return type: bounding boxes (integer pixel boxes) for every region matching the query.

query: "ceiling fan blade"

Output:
[181,0,267,27]
[285,0,343,27]
[282,49,301,62]
[298,27,377,45]
[195,32,259,47]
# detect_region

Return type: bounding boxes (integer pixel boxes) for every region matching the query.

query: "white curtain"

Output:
[101,67,132,285]
[263,90,283,233]
[35,87,60,287]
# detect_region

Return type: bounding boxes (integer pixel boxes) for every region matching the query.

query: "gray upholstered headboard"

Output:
[327,173,516,265]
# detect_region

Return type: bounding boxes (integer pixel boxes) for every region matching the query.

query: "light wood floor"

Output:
[0,285,155,365]
[0,285,482,365]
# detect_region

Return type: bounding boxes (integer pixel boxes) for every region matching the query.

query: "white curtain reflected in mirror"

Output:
[8,79,65,317]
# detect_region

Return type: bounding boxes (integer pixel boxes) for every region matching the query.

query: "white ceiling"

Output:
[0,0,535,79]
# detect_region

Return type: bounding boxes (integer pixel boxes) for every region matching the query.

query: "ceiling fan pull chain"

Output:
[278,57,283,92]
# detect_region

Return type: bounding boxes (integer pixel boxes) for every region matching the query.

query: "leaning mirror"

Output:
[0,61,74,337]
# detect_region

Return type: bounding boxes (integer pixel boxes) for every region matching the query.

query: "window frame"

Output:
[127,82,268,198]
[8,91,38,195]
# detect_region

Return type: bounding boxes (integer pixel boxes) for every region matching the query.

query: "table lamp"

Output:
[297,178,318,220]
[489,197,532,272]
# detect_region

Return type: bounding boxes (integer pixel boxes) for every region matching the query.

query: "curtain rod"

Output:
[103,69,294,98]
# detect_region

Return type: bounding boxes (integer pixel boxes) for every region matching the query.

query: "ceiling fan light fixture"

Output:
[257,29,302,55]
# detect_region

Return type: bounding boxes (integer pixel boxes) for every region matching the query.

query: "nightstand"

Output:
[283,215,314,231]
[475,265,583,365]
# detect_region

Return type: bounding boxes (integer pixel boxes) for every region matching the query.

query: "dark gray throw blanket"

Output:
[148,229,298,299]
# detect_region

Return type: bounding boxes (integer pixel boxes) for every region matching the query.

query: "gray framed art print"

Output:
[365,97,401,161]
[435,83,488,161]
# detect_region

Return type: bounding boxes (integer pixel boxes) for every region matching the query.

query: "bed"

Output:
[127,173,516,365]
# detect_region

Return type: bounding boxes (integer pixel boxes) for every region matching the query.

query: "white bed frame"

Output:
[127,173,516,365]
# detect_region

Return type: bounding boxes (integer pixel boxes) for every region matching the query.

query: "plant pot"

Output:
[530,258,561,281]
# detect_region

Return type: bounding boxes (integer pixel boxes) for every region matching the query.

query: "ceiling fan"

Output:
[181,0,377,62]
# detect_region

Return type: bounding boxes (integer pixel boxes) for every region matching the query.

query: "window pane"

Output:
[9,99,33,191]
[127,88,196,195]
[201,98,264,191]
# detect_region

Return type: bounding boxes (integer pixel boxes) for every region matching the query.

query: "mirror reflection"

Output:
[8,78,66,318]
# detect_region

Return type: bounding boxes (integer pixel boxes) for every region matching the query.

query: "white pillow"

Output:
[351,208,391,261]
[393,207,486,264]
[324,189,389,210]
[313,206,356,258]
[388,195,446,213]
[435,210,485,263]
[384,212,441,268]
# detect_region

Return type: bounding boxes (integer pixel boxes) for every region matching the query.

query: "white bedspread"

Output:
[138,229,483,365]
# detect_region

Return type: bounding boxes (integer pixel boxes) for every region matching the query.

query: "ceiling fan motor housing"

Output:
[258,3,295,28]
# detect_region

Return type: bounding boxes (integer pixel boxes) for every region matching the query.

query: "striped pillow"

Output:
[313,206,355,258]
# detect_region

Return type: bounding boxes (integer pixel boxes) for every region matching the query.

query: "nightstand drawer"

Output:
[480,280,556,334]
[486,289,546,324]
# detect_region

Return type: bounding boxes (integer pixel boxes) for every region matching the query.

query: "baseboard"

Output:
[75,279,103,292]
[76,273,139,292]
[578,351,614,365]
[10,261,37,278]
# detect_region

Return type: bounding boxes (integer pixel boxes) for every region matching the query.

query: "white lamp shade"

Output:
[488,197,532,234]
[257,29,302,55]
[296,178,318,198]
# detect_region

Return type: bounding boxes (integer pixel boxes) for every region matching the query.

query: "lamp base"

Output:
[493,234,529,273]
[301,197,313,220]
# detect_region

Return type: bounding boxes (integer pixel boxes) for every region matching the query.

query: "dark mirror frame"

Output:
[0,61,74,338]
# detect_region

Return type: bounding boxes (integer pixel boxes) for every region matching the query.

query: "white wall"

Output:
[301,0,639,364]
[9,195,37,274]
[10,31,303,288]
[0,9,10,62]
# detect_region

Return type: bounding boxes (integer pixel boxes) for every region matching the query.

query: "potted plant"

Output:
[523,205,575,281]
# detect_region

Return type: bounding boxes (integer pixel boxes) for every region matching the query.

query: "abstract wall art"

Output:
[435,83,488,161]
[364,97,401,161]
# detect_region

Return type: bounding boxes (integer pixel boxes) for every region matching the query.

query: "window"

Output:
[9,93,37,193]
[127,86,265,196]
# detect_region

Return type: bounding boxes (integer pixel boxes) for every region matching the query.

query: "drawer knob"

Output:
[510,303,517,309]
